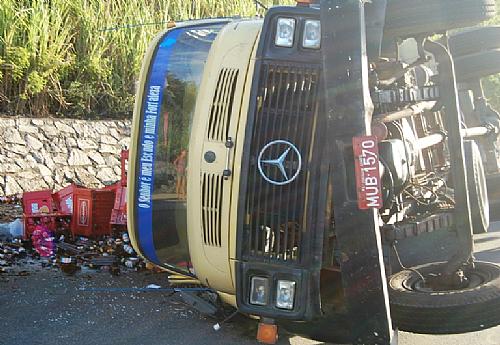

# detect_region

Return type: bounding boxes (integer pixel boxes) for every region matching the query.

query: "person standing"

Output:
[173,149,187,199]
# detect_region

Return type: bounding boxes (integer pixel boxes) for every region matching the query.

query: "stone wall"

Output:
[0,117,131,196]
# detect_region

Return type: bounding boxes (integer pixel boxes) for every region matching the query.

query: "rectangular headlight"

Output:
[276,280,296,310]
[275,18,296,47]
[250,276,269,306]
[302,20,321,49]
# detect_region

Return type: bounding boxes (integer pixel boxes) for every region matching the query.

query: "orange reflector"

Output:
[296,0,314,4]
[257,322,278,344]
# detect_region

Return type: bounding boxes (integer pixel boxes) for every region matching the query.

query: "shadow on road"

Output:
[474,221,500,264]
[474,236,499,244]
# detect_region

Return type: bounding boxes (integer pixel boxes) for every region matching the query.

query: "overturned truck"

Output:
[128,1,500,344]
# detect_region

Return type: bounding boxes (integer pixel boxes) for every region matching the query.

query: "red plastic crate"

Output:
[24,215,72,238]
[120,150,129,187]
[110,186,127,228]
[53,183,82,215]
[24,215,56,239]
[23,190,55,239]
[72,189,115,237]
[101,182,119,192]
[113,186,126,211]
[23,190,54,215]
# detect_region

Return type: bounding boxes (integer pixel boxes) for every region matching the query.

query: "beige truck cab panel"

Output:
[187,20,262,293]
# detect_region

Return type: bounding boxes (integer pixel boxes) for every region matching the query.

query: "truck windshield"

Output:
[134,22,226,274]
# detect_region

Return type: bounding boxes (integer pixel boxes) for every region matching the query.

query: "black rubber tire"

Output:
[450,26,500,58]
[490,198,500,222]
[454,49,500,82]
[487,173,500,221]
[463,140,490,234]
[384,0,496,39]
[389,261,500,334]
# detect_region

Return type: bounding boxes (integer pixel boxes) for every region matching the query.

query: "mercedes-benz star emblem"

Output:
[257,139,302,186]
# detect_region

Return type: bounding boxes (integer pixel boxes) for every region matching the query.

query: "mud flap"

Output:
[320,1,396,344]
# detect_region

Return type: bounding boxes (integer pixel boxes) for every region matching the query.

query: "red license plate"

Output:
[353,136,383,209]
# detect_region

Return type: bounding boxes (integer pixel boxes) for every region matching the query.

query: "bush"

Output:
[0,0,288,118]
[484,0,500,110]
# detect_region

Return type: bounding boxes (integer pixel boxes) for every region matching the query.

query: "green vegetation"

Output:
[483,1,500,110]
[484,76,500,111]
[0,0,289,118]
[0,0,499,118]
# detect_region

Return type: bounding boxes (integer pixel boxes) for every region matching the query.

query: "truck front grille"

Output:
[242,62,320,264]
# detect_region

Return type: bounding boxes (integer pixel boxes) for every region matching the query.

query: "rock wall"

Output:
[0,117,131,196]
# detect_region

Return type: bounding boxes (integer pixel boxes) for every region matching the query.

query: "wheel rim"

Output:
[402,268,491,293]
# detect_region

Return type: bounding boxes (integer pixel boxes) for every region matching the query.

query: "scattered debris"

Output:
[146,284,162,289]
[0,198,23,223]
[0,230,146,276]
[0,195,22,204]
[0,239,30,268]
[55,232,146,275]
[0,149,145,277]
[60,256,79,275]
[9,218,24,237]
[32,225,55,257]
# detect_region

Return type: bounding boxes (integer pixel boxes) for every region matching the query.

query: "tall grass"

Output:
[483,1,500,110]
[0,0,291,118]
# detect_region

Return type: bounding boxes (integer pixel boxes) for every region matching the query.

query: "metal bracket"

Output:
[320,1,395,344]
[223,137,234,180]
[424,40,475,274]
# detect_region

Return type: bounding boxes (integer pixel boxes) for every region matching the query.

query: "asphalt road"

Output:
[1,224,499,345]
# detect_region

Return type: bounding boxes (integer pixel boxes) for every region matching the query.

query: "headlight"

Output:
[302,20,321,49]
[276,280,296,310]
[250,276,269,306]
[275,18,296,47]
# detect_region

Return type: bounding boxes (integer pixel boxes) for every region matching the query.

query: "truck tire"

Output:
[454,49,500,82]
[487,173,500,222]
[389,261,500,334]
[450,26,500,57]
[384,0,496,39]
[464,140,489,234]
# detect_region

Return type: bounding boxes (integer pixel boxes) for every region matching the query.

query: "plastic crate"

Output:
[72,188,115,237]
[53,183,82,215]
[110,186,127,228]
[22,190,56,239]
[22,190,54,215]
[24,215,57,240]
[120,150,128,187]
